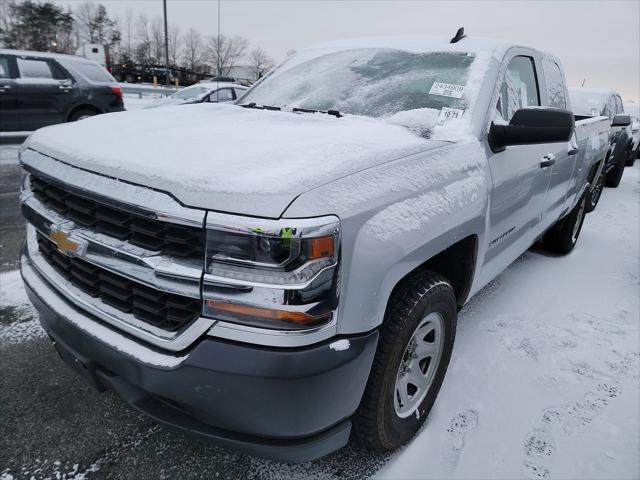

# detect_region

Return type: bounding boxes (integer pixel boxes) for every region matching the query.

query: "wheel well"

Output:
[587,159,602,183]
[67,105,102,121]
[389,235,477,309]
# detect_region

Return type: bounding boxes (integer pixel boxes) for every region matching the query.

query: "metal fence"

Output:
[119,83,179,98]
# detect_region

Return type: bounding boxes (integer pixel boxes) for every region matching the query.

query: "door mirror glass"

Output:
[611,114,631,127]
[489,108,575,153]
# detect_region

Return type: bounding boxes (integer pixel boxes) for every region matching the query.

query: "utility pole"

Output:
[163,0,170,86]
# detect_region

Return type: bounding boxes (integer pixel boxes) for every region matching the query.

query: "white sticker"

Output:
[590,108,600,116]
[429,82,465,98]
[436,107,465,126]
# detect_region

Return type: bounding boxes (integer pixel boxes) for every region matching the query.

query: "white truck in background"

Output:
[75,43,110,70]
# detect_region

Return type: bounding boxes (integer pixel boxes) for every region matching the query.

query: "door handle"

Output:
[0,85,10,93]
[568,147,579,156]
[59,85,72,91]
[540,154,556,168]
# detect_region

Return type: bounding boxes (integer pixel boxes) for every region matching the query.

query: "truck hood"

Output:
[25,103,444,218]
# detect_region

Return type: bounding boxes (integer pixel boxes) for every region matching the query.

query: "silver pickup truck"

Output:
[19,34,610,462]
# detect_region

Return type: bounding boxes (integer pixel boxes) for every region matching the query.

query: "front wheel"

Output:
[606,154,626,188]
[354,271,456,451]
[543,193,587,255]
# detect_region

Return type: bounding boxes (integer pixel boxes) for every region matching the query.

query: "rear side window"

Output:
[68,61,114,82]
[17,57,68,80]
[541,57,567,109]
[212,88,235,102]
[496,56,540,122]
[0,57,10,79]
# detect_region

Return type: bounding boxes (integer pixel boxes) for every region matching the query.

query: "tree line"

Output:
[0,0,277,79]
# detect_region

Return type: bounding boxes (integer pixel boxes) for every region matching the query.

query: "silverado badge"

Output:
[49,226,88,258]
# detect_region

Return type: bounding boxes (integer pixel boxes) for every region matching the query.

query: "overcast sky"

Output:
[55,0,640,101]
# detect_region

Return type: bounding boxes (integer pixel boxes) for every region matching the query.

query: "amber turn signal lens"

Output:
[309,236,334,259]
[206,300,328,325]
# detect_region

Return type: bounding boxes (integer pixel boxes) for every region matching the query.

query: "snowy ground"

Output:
[122,93,165,111]
[0,138,638,478]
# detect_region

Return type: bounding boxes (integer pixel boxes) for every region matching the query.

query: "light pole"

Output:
[163,0,170,86]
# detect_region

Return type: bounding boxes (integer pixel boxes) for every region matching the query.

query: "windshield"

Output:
[241,49,475,118]
[172,85,210,100]
[63,59,115,83]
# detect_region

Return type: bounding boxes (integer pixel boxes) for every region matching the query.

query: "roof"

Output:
[197,82,248,89]
[568,87,621,97]
[0,48,89,61]
[303,35,525,59]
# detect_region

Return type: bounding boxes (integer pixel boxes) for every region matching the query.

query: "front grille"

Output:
[37,233,201,332]
[29,175,205,260]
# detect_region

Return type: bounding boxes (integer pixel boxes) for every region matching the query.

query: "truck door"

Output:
[484,54,552,272]
[0,54,20,131]
[538,57,578,228]
[16,56,73,131]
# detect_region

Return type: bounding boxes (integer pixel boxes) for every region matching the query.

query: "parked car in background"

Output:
[569,88,632,192]
[0,49,123,132]
[198,76,252,86]
[143,82,248,109]
[19,34,610,462]
[623,102,639,166]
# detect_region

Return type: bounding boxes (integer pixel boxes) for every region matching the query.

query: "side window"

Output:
[16,57,68,81]
[212,88,235,102]
[615,95,624,114]
[496,56,540,122]
[606,96,616,119]
[0,56,11,79]
[541,57,567,109]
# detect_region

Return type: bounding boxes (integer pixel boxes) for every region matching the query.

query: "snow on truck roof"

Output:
[0,48,99,64]
[303,35,534,59]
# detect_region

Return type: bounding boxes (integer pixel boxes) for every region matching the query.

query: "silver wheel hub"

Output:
[394,312,444,418]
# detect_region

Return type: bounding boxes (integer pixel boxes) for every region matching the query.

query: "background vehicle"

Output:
[570,88,632,189]
[198,76,252,86]
[623,102,639,165]
[0,49,123,132]
[75,43,110,69]
[19,35,609,462]
[143,82,248,109]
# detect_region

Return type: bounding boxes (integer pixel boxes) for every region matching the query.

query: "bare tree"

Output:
[168,24,181,66]
[182,27,203,71]
[206,33,248,76]
[248,47,274,80]
[149,15,163,63]
[134,13,151,63]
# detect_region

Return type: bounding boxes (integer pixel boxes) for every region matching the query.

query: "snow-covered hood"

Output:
[25,103,444,217]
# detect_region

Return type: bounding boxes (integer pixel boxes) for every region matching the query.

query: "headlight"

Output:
[202,212,340,330]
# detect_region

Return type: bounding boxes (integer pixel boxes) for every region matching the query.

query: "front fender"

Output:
[284,141,491,335]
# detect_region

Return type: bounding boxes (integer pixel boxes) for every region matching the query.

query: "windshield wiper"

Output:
[240,102,281,111]
[293,107,342,118]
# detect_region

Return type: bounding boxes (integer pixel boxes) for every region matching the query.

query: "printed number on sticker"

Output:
[429,82,465,98]
[436,107,465,126]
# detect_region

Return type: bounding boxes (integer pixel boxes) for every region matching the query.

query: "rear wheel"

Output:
[69,109,97,122]
[606,153,626,188]
[586,168,604,213]
[543,193,587,254]
[354,271,456,451]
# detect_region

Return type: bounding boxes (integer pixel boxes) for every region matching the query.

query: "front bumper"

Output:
[21,252,378,463]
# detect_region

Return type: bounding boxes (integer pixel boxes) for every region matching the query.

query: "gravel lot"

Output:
[1,140,638,479]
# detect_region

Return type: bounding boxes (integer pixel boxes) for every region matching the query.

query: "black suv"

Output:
[0,49,124,132]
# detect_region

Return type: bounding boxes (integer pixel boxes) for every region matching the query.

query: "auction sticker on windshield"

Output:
[436,107,465,126]
[429,82,465,98]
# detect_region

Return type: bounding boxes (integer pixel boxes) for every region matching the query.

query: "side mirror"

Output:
[489,108,575,153]
[612,114,631,127]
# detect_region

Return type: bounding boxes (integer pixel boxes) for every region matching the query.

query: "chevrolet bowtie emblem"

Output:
[49,227,88,257]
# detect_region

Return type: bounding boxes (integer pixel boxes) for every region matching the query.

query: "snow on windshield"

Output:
[171,85,209,100]
[242,49,489,140]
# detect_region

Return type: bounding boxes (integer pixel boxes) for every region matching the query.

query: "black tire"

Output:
[68,109,97,122]
[586,168,604,213]
[627,147,638,166]
[605,154,625,188]
[125,73,136,83]
[354,271,457,451]
[543,193,587,255]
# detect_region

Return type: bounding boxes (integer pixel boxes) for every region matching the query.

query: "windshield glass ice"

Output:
[172,85,209,100]
[570,91,606,116]
[241,49,476,118]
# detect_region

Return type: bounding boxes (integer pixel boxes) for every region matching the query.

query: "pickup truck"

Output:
[19,34,610,462]
[569,87,633,203]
